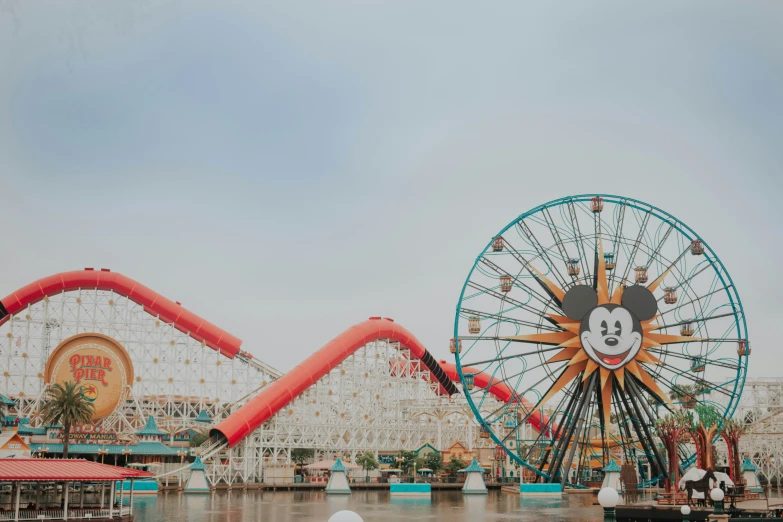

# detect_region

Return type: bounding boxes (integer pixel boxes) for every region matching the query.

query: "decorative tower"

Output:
[460,458,488,494]
[601,459,622,492]
[326,458,352,495]
[184,457,211,493]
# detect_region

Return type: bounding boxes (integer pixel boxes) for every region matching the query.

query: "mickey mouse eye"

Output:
[600,320,608,336]
[614,320,622,336]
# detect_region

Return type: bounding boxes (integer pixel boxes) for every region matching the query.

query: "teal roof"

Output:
[194,410,212,424]
[190,456,207,471]
[413,443,439,455]
[17,424,46,436]
[741,457,758,472]
[603,459,622,472]
[459,458,485,473]
[30,442,182,456]
[330,458,348,472]
[18,418,30,425]
[0,394,15,406]
[136,416,166,437]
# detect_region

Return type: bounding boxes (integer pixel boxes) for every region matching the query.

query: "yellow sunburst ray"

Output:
[529,265,566,303]
[557,322,582,335]
[583,359,599,381]
[546,346,581,364]
[641,338,662,349]
[505,331,576,345]
[625,360,644,381]
[610,283,625,305]
[596,240,610,303]
[567,350,589,366]
[557,337,583,348]
[599,367,610,391]
[643,322,662,333]
[615,367,625,390]
[547,314,572,324]
[646,333,706,345]
[647,267,672,293]
[636,349,662,365]
[539,360,588,406]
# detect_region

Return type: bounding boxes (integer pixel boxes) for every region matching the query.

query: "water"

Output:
[131,490,605,522]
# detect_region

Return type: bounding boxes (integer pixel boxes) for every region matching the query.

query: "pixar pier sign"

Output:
[46,333,134,421]
[69,354,114,387]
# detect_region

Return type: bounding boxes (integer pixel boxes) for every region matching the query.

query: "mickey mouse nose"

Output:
[605,337,619,347]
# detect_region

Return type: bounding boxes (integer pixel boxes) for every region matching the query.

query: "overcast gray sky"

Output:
[1,1,781,378]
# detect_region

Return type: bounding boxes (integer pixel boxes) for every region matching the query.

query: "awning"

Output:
[303,459,360,470]
[0,459,153,482]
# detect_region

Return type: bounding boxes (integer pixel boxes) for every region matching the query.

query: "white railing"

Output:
[0,508,118,520]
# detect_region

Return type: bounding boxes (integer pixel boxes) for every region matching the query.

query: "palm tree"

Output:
[39,381,95,459]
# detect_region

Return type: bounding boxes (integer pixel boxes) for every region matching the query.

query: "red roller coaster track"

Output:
[0,269,242,358]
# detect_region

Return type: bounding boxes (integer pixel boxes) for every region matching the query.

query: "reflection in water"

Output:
[132,490,605,522]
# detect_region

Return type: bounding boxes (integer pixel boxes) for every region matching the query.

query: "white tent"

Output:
[678,468,733,499]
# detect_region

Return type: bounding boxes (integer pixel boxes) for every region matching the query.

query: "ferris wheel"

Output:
[452,194,749,486]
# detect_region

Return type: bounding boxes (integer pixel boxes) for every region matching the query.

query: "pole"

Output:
[118,479,124,515]
[108,481,115,518]
[14,482,20,522]
[129,479,135,515]
[100,481,105,508]
[64,481,69,521]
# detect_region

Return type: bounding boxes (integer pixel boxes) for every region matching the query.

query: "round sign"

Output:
[45,333,134,420]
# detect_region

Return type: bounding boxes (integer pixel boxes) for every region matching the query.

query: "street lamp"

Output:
[177,450,188,488]
[598,487,619,522]
[710,488,725,515]
[680,505,691,522]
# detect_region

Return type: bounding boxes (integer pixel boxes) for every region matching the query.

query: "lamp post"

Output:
[710,488,725,515]
[680,505,691,522]
[598,487,619,522]
[177,450,188,488]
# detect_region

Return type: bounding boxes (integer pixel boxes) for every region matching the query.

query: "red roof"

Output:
[0,459,154,481]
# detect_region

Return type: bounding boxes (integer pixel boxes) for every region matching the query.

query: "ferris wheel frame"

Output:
[452,193,749,484]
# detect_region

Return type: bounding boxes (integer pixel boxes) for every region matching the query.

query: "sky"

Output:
[0,1,781,378]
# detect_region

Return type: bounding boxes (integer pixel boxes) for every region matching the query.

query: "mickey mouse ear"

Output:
[621,285,658,321]
[561,286,598,321]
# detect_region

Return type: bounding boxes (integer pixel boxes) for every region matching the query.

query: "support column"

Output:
[129,479,135,515]
[14,482,20,522]
[64,481,69,521]
[80,482,84,508]
[118,480,124,516]
[100,481,105,508]
[108,481,116,518]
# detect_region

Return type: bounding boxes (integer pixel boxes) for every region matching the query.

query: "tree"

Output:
[689,404,722,470]
[397,450,418,474]
[291,448,315,468]
[189,432,209,447]
[444,456,468,474]
[39,381,95,459]
[356,451,379,479]
[720,418,747,481]
[655,412,690,493]
[423,453,443,474]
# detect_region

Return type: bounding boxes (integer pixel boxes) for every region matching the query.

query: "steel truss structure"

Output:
[206,339,506,485]
[712,378,783,485]
[0,288,278,438]
[0,275,509,487]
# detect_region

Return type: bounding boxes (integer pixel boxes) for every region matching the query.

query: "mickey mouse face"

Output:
[561,284,657,370]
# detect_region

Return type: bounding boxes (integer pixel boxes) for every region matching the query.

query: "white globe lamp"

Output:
[598,487,620,521]
[328,511,364,522]
[710,488,725,514]
[680,504,691,521]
